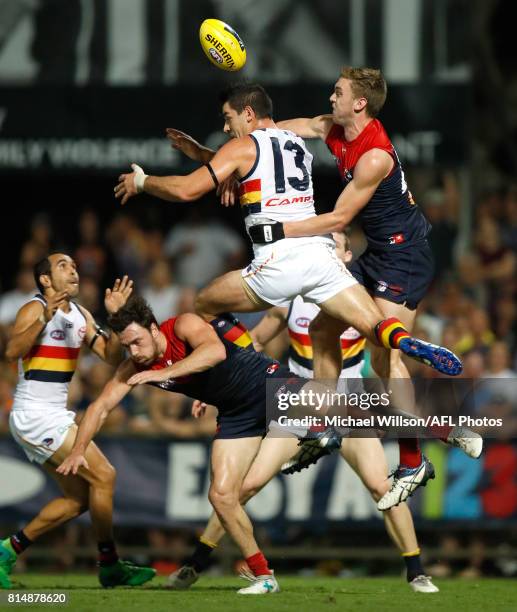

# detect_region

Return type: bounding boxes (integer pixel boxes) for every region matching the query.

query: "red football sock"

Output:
[246,551,272,577]
[398,438,422,468]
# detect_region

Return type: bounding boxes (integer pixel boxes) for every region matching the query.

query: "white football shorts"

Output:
[9,406,76,464]
[241,238,357,306]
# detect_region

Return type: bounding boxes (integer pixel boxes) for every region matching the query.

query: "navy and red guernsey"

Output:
[325,119,431,249]
[144,316,284,420]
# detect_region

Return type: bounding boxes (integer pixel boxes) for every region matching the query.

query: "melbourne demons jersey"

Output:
[145,317,278,417]
[239,128,332,252]
[13,295,86,411]
[287,296,365,379]
[325,119,431,249]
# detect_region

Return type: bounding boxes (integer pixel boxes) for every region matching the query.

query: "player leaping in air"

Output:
[114,81,467,507]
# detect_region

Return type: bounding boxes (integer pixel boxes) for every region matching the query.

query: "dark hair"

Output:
[33,257,51,293]
[219,82,273,119]
[108,295,158,333]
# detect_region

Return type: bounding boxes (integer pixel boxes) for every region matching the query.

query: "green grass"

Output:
[2,575,516,612]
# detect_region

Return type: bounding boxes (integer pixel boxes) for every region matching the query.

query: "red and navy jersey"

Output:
[145,316,277,416]
[325,119,431,249]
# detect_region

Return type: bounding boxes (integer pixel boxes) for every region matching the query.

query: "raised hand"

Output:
[105,275,133,314]
[114,163,147,206]
[217,174,239,207]
[43,291,69,322]
[165,128,207,162]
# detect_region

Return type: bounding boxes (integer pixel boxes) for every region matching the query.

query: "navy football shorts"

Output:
[214,365,307,439]
[350,239,434,310]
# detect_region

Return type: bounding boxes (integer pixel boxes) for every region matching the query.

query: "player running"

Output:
[114,82,464,505]
[0,254,155,589]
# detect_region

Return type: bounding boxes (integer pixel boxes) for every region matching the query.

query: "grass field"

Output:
[2,575,516,612]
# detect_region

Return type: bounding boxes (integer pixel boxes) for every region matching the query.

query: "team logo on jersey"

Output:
[376,280,388,293]
[50,330,65,340]
[42,437,54,447]
[295,317,311,328]
[266,363,279,374]
[389,233,405,245]
[78,326,86,339]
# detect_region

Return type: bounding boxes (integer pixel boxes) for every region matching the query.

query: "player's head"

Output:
[219,82,273,137]
[33,253,80,298]
[108,296,160,366]
[332,231,353,264]
[330,67,387,124]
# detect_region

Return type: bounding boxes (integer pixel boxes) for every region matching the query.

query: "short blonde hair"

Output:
[340,67,387,117]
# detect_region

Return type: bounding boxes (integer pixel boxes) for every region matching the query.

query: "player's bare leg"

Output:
[169,434,299,592]
[195,270,270,322]
[49,426,155,587]
[340,436,439,593]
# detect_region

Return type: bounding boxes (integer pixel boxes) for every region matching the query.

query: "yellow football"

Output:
[199,18,246,72]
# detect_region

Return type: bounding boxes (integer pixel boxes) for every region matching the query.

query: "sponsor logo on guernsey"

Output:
[295,317,311,328]
[50,330,65,341]
[265,195,313,207]
[78,326,86,339]
[42,437,54,447]
[266,363,279,375]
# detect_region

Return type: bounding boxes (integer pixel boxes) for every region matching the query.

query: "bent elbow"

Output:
[213,343,227,365]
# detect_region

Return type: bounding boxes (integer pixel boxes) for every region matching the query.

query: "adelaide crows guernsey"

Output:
[239,127,333,254]
[325,119,431,249]
[13,295,86,411]
[286,295,365,379]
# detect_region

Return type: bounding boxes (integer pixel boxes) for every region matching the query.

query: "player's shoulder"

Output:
[16,295,45,317]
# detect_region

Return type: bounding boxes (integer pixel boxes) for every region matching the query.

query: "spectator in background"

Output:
[474,217,516,295]
[77,277,102,322]
[74,209,107,284]
[501,186,517,252]
[142,259,194,322]
[106,214,148,287]
[423,176,459,278]
[0,268,36,325]
[164,208,245,289]
[19,213,52,268]
[455,307,496,356]
[484,341,516,379]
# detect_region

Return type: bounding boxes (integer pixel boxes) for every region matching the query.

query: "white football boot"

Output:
[237,569,280,595]
[378,456,435,510]
[447,425,483,458]
[166,565,199,589]
[409,575,440,593]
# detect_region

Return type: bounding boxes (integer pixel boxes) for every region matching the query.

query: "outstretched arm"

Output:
[114,137,254,206]
[277,114,334,140]
[283,148,393,237]
[56,359,136,474]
